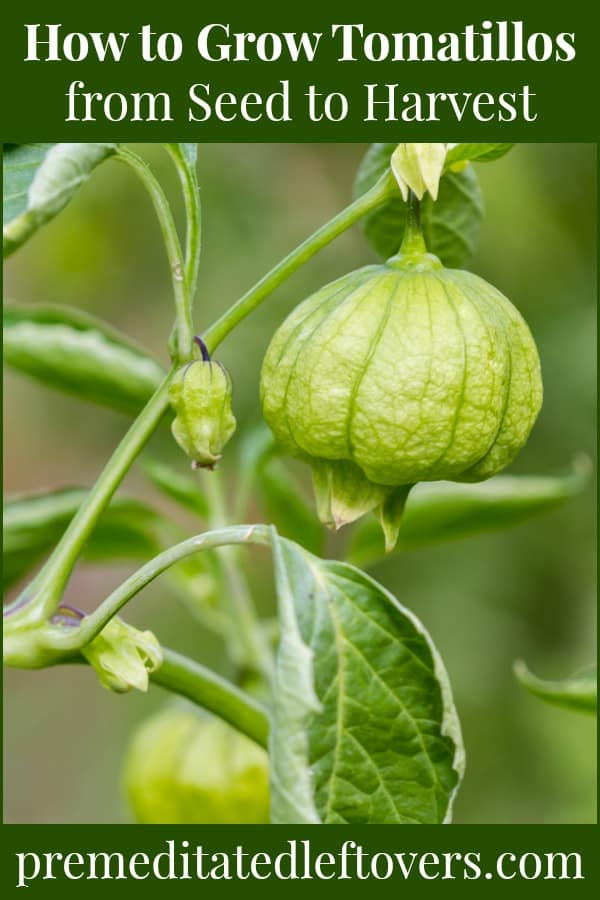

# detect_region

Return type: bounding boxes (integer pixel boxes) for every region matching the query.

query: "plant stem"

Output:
[201,473,274,679]
[392,191,428,263]
[166,145,202,303]
[44,525,271,649]
[11,148,203,626]
[406,190,422,233]
[151,646,269,748]
[117,146,194,364]
[14,372,175,625]
[202,170,396,352]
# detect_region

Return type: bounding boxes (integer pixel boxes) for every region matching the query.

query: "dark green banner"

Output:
[1,0,598,140]
[1,825,598,895]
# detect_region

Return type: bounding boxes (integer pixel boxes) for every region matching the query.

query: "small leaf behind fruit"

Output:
[515,662,597,715]
[3,143,117,257]
[354,143,483,266]
[261,461,325,556]
[445,143,514,166]
[3,302,165,414]
[269,532,464,824]
[348,463,590,567]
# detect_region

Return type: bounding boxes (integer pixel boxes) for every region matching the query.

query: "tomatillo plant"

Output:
[3,143,595,825]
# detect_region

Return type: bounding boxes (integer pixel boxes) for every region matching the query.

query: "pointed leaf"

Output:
[270,533,464,824]
[269,533,322,824]
[445,143,514,166]
[355,143,483,266]
[4,302,165,414]
[261,460,325,556]
[421,168,483,269]
[515,662,597,715]
[348,463,590,567]
[4,143,117,257]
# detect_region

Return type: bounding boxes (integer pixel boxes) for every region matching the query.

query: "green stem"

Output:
[117,146,194,364]
[202,171,396,352]
[201,473,273,679]
[11,148,203,625]
[43,525,271,650]
[406,190,422,233]
[151,647,269,748]
[166,145,202,303]
[13,372,175,625]
[151,519,230,638]
[397,191,428,259]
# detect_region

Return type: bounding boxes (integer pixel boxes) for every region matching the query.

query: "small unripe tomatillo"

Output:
[169,338,236,469]
[123,708,270,824]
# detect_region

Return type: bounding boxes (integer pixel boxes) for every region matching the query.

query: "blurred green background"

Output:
[3,143,597,824]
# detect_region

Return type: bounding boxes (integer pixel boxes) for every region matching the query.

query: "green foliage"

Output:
[348,462,590,566]
[259,461,325,556]
[4,302,164,414]
[141,457,209,518]
[446,143,514,166]
[354,142,483,265]
[234,424,325,554]
[3,143,117,257]
[515,662,597,715]
[3,488,161,590]
[269,532,464,824]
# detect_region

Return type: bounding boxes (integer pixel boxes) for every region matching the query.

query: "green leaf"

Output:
[269,532,464,824]
[515,662,597,715]
[269,534,323,824]
[234,424,325,554]
[141,457,208,518]
[348,463,590,567]
[3,488,161,590]
[3,143,117,257]
[3,302,165,414]
[261,461,325,556]
[421,168,483,268]
[445,143,514,166]
[236,421,276,471]
[231,423,277,523]
[354,143,483,266]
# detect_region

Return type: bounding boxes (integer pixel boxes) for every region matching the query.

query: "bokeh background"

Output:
[3,143,597,824]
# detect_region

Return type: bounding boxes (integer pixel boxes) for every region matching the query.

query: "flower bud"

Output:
[82,618,162,693]
[260,218,542,550]
[391,143,448,201]
[169,345,236,469]
[123,709,270,824]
